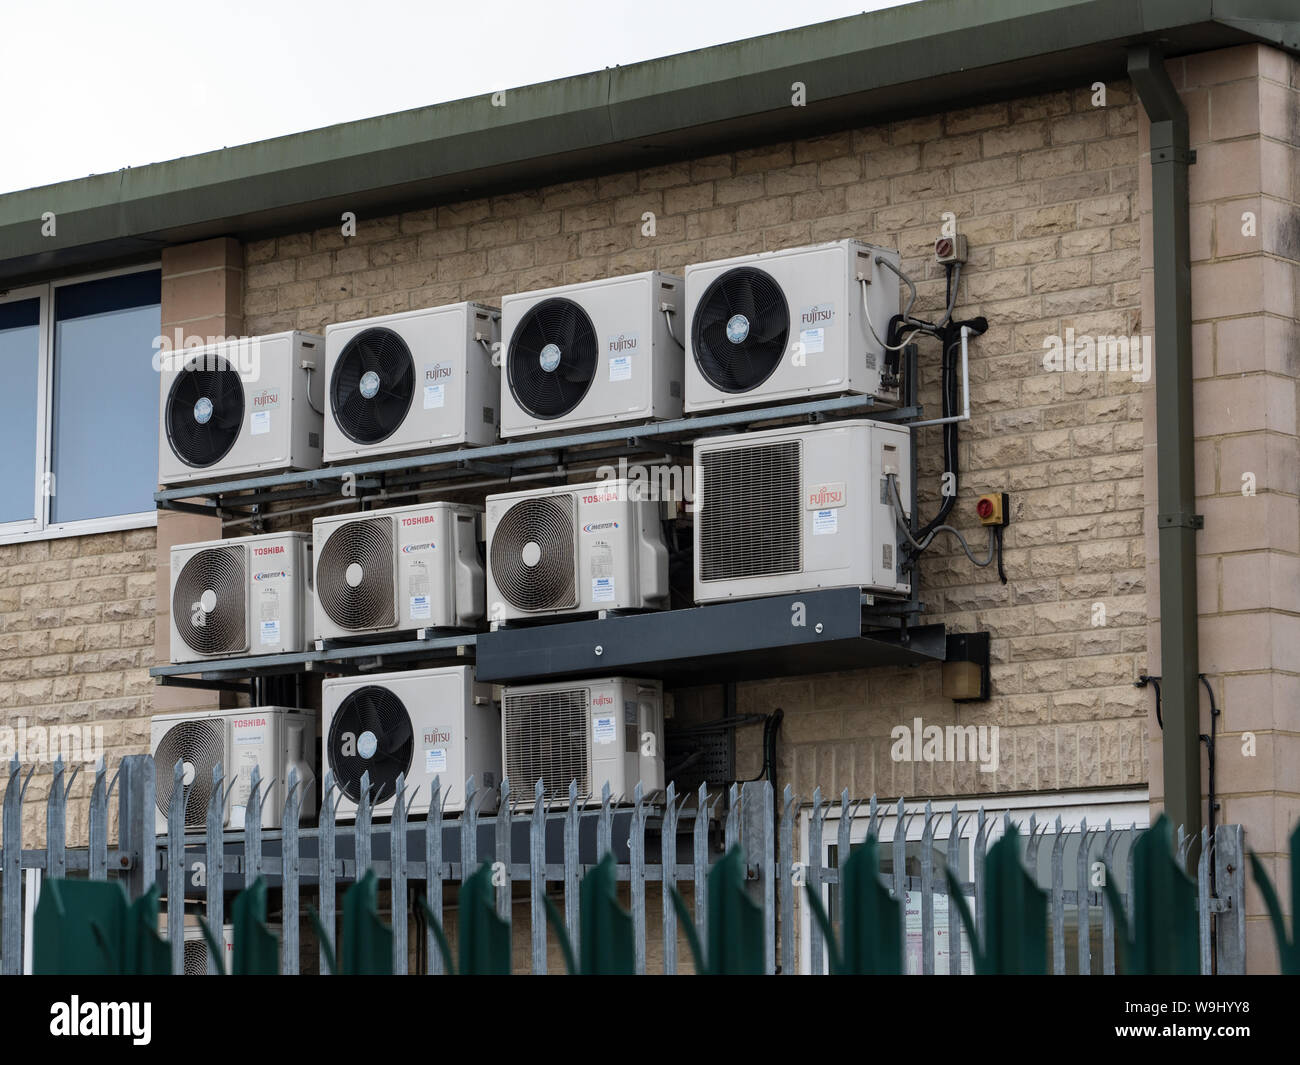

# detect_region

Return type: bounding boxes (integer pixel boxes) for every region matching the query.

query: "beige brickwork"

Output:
[243,78,1150,804]
[1139,43,1300,973]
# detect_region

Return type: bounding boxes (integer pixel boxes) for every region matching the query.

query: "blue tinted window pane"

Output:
[51,271,161,523]
[0,300,40,524]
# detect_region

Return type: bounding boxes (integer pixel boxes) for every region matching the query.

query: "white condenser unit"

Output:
[500,271,684,437]
[158,332,324,485]
[312,501,484,641]
[323,303,500,462]
[322,666,500,821]
[693,419,912,603]
[182,922,234,975]
[683,240,901,412]
[169,532,312,664]
[485,479,668,622]
[151,707,316,834]
[502,677,665,806]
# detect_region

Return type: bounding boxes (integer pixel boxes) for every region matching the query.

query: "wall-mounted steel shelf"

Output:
[151,632,477,691]
[153,394,921,515]
[148,589,945,690]
[477,587,945,685]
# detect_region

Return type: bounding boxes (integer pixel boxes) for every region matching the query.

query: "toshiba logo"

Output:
[233,717,267,728]
[402,515,436,526]
[581,491,621,504]
[253,546,285,556]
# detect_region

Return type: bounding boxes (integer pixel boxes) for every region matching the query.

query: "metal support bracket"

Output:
[1157,512,1204,529]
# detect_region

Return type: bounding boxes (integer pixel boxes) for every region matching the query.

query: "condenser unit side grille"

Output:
[317,517,397,630]
[504,688,589,801]
[699,441,803,581]
[173,546,247,655]
[490,495,577,611]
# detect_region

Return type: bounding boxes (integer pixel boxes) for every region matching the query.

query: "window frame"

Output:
[0,262,162,546]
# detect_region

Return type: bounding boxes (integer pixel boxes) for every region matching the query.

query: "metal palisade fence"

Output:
[2,755,1246,975]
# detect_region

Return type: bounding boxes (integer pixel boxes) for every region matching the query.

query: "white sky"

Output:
[0,0,912,196]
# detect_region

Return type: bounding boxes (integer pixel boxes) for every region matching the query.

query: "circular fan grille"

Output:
[690,266,790,393]
[330,327,416,444]
[317,518,396,630]
[165,355,245,467]
[155,719,223,829]
[490,496,576,611]
[328,686,413,803]
[183,939,209,975]
[172,547,246,655]
[507,298,598,419]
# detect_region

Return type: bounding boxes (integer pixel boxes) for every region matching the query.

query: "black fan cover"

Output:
[490,496,576,611]
[330,327,415,444]
[165,355,245,467]
[328,686,413,803]
[691,266,790,393]
[507,298,597,419]
[155,719,223,829]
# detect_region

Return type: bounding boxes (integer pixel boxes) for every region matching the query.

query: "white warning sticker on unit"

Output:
[609,355,632,382]
[425,748,448,773]
[259,619,280,646]
[593,716,617,745]
[592,577,616,603]
[799,328,826,355]
[423,384,445,409]
[250,410,271,435]
[813,509,838,535]
[410,595,432,620]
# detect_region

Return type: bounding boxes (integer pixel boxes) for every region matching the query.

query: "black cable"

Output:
[995,526,1007,584]
[1135,674,1163,730]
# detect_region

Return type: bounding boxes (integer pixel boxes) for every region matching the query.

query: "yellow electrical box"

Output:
[975,493,1007,527]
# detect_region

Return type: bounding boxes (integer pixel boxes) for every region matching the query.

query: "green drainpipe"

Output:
[1127,44,1202,841]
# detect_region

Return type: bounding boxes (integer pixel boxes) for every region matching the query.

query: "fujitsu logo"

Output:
[425,364,452,381]
[402,515,436,526]
[801,305,833,326]
[807,483,845,507]
[592,694,614,706]
[608,334,637,353]
[423,729,452,745]
[253,545,285,556]
[233,717,267,728]
[252,390,279,407]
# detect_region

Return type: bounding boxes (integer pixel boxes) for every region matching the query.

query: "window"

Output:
[0,266,161,542]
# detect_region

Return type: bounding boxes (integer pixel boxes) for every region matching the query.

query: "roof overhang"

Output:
[2,0,1297,286]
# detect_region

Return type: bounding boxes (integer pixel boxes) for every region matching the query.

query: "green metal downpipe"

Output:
[1127,44,1202,842]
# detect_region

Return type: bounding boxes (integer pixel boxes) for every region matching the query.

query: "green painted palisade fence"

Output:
[8,755,1258,975]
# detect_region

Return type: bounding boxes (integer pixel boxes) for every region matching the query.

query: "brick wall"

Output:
[1139,43,1300,972]
[243,79,1150,801]
[0,530,157,845]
